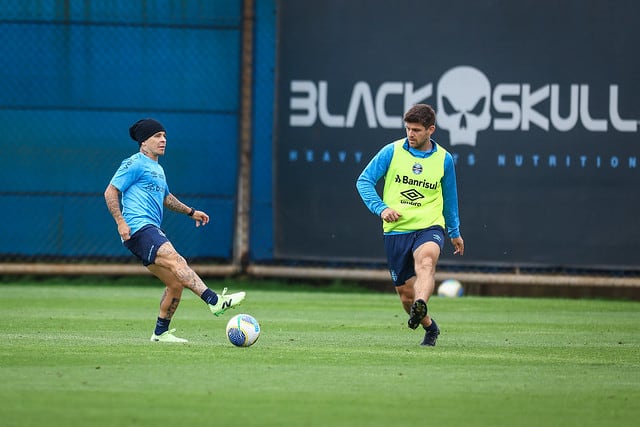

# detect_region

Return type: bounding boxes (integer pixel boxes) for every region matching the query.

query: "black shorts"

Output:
[123,224,170,266]
[383,226,445,286]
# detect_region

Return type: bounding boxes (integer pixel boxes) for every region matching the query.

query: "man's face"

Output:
[141,131,167,159]
[405,122,435,150]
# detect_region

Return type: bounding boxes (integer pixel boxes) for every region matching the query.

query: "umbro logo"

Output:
[400,189,424,201]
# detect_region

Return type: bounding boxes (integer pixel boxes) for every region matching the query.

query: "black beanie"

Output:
[129,118,165,143]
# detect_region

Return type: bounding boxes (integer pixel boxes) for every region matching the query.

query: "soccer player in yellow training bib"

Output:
[356,104,464,346]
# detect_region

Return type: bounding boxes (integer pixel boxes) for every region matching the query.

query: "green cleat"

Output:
[150,328,188,343]
[209,287,246,317]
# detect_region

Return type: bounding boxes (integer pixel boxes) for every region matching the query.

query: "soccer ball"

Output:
[437,279,464,298]
[226,314,261,347]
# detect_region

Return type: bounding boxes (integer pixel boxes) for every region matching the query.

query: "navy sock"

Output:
[155,317,171,335]
[424,319,438,331]
[200,288,218,306]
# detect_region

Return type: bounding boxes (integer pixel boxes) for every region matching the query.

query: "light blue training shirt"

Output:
[109,152,170,236]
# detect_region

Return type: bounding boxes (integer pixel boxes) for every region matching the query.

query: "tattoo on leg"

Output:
[158,246,207,295]
[175,262,206,294]
[165,298,180,319]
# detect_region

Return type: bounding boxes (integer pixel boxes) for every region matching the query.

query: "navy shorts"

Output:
[123,224,170,266]
[384,226,445,287]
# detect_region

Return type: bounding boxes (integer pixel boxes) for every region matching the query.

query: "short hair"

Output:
[403,104,436,128]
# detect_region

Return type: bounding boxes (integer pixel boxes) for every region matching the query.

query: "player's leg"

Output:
[412,241,441,308]
[412,231,444,345]
[395,276,416,315]
[384,229,443,343]
[398,273,440,344]
[397,274,438,344]
[153,241,207,295]
[408,242,440,329]
[123,226,189,342]
[385,233,418,318]
[147,263,184,319]
[147,263,188,342]
[399,242,435,329]
[420,317,440,346]
[408,227,444,331]
[153,241,245,317]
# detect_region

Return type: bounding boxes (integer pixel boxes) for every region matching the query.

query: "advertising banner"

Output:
[274,0,640,268]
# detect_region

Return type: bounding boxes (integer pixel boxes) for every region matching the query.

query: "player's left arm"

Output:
[164,193,209,227]
[441,153,464,255]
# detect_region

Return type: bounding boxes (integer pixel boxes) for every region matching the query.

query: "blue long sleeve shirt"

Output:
[356,139,461,238]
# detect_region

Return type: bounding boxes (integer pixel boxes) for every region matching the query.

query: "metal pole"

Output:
[233,0,255,271]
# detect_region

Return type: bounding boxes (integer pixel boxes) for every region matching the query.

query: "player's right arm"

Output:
[105,155,141,241]
[104,184,131,241]
[355,143,395,217]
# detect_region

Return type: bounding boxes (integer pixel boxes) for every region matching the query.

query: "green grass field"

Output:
[1,277,638,427]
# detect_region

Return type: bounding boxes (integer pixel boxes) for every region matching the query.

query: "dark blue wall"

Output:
[273,0,640,269]
[4,0,636,272]
[0,0,276,260]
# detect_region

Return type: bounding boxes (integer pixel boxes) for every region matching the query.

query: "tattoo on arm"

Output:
[104,185,124,223]
[164,193,190,214]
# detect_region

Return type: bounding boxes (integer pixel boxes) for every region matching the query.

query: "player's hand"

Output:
[192,210,209,227]
[117,221,131,241]
[380,208,402,223]
[451,236,464,255]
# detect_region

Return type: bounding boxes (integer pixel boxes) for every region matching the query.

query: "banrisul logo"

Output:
[395,174,438,190]
[288,66,638,146]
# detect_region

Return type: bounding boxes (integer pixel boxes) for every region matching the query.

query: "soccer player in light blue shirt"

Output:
[105,118,245,343]
[109,151,169,237]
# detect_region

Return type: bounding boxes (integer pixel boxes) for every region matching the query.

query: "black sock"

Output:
[424,319,438,331]
[155,317,171,335]
[200,288,218,305]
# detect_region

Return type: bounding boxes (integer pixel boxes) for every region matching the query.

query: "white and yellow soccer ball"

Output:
[437,279,464,298]
[226,314,261,347]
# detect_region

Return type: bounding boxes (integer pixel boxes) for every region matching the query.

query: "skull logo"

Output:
[437,66,491,146]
